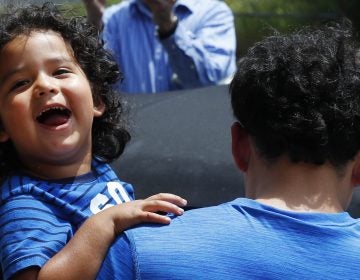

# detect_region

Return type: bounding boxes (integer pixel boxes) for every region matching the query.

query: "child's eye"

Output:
[53,69,71,76]
[10,80,30,92]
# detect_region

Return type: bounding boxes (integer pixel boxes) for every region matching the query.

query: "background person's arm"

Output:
[143,0,177,34]
[149,0,237,89]
[82,0,106,29]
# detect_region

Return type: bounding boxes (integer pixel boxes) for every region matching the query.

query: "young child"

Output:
[0,3,186,280]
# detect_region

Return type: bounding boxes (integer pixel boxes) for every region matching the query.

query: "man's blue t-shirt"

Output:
[99,198,360,280]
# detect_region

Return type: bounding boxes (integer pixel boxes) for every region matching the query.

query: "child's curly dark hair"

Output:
[0,3,131,178]
[230,20,360,168]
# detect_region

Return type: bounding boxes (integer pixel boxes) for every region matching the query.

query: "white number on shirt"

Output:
[90,182,131,214]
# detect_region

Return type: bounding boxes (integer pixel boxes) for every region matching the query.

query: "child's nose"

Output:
[33,74,59,97]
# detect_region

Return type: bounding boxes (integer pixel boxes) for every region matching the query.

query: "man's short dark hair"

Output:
[230,20,360,168]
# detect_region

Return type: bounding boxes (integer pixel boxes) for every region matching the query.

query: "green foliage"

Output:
[223,0,342,57]
[107,0,120,6]
[59,3,87,17]
[225,0,338,14]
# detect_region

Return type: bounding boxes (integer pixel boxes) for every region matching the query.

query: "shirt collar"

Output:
[175,0,196,13]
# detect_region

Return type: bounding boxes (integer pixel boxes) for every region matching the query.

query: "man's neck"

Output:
[245,155,354,213]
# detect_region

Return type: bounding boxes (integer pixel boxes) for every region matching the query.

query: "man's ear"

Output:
[93,101,105,117]
[0,130,9,142]
[0,122,9,142]
[351,154,360,186]
[231,122,251,172]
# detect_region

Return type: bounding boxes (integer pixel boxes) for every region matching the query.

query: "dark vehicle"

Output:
[112,85,360,217]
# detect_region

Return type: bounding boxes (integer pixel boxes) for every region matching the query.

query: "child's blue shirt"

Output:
[0,159,134,280]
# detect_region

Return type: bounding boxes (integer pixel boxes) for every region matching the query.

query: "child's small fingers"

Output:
[142,200,185,216]
[139,212,172,224]
[145,193,187,206]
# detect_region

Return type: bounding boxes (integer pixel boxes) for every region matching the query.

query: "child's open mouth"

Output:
[36,106,72,126]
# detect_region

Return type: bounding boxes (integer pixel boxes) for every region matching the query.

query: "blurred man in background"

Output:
[83,0,236,93]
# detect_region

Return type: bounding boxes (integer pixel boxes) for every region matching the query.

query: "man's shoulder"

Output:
[126,200,240,238]
[99,204,234,280]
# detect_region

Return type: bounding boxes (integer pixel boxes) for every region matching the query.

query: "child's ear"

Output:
[231,122,251,172]
[93,102,105,117]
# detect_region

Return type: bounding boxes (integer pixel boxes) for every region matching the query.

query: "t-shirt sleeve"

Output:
[97,233,136,279]
[0,195,72,280]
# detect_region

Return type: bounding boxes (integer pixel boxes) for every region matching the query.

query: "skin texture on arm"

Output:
[10,193,187,280]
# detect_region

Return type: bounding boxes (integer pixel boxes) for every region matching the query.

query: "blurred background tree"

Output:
[4,0,360,58]
[233,0,360,58]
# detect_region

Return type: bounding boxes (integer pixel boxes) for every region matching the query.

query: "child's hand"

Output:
[98,193,187,235]
[36,194,187,280]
